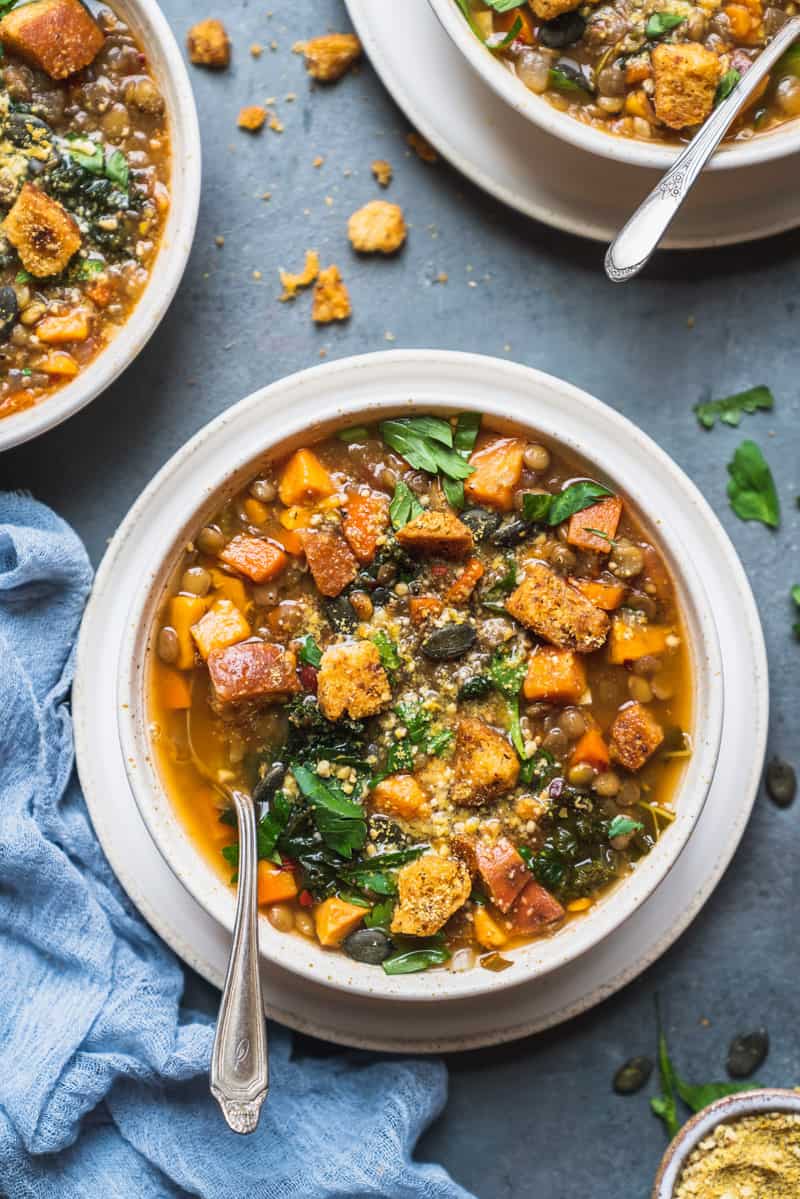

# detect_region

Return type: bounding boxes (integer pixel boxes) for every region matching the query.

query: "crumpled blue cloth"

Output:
[0,493,472,1199]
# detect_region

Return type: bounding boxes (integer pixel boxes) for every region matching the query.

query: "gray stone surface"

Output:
[3,1,798,1194]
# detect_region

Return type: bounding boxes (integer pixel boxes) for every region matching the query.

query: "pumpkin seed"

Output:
[422,623,477,660]
[324,595,358,633]
[727,1029,769,1078]
[490,517,530,547]
[461,507,501,541]
[253,761,286,807]
[343,928,393,965]
[539,11,586,48]
[765,757,796,808]
[613,1055,654,1095]
[0,286,18,338]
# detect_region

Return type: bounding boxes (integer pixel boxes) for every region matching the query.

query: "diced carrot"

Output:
[168,594,208,670]
[724,3,752,36]
[570,729,610,772]
[219,534,287,583]
[342,491,389,563]
[371,774,428,820]
[278,448,335,507]
[445,557,485,605]
[495,5,534,42]
[608,619,670,665]
[257,861,299,905]
[157,663,192,709]
[570,578,626,611]
[473,906,508,949]
[36,310,91,344]
[566,496,623,553]
[314,896,366,947]
[190,598,250,660]
[625,60,652,85]
[463,438,526,511]
[279,504,313,531]
[36,351,78,376]
[209,569,250,612]
[523,646,587,704]
[243,497,268,525]
[409,595,444,625]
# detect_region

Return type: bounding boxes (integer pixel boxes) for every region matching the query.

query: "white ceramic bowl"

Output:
[0,0,201,452]
[428,0,800,171]
[114,350,723,1002]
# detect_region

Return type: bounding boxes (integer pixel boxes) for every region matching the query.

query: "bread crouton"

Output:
[3,184,80,277]
[302,33,361,82]
[317,641,392,720]
[609,702,664,772]
[311,264,351,323]
[371,159,393,187]
[475,838,530,913]
[390,854,471,937]
[300,529,358,597]
[207,641,300,704]
[237,105,266,132]
[187,18,230,68]
[510,880,565,933]
[0,0,104,79]
[530,0,582,22]
[523,646,587,704]
[652,43,722,130]
[506,562,610,653]
[395,510,473,559]
[348,200,407,254]
[451,716,519,807]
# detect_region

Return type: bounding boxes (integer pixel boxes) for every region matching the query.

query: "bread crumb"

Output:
[324,195,334,207]
[215,235,225,247]
[687,314,695,328]
[285,92,297,102]
[250,42,262,57]
[268,112,284,133]
[371,159,393,187]
[302,33,361,82]
[292,40,306,53]
[252,270,262,280]
[348,200,407,254]
[279,249,320,302]
[187,18,230,68]
[237,105,266,132]
[435,272,448,284]
[407,131,437,163]
[313,155,325,168]
[312,265,351,323]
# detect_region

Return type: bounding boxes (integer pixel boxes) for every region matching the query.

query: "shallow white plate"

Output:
[346,0,800,248]
[73,351,768,1051]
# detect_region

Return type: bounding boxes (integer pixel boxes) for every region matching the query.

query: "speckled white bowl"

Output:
[428,0,800,172]
[115,350,723,1002]
[0,0,201,452]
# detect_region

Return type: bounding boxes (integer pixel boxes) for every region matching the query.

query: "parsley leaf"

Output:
[364,897,395,929]
[389,480,423,530]
[480,556,518,612]
[454,411,481,455]
[336,424,370,444]
[715,68,741,104]
[297,634,322,668]
[651,1001,680,1139]
[382,947,450,975]
[487,648,528,758]
[380,417,476,483]
[484,0,525,10]
[694,385,774,430]
[372,631,401,672]
[521,492,553,523]
[645,11,685,36]
[726,440,780,528]
[520,481,613,527]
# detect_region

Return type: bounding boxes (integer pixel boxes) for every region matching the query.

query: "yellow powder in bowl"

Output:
[674,1112,800,1198]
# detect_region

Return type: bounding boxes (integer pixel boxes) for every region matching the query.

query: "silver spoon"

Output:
[605,18,800,282]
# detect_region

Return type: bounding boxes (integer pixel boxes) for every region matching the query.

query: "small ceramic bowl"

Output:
[112,350,724,1002]
[0,0,201,452]
[653,1089,800,1197]
[428,0,800,172]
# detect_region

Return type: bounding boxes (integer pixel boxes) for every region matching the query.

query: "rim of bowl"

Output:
[0,0,201,452]
[652,1089,800,1198]
[428,0,800,173]
[114,349,724,1003]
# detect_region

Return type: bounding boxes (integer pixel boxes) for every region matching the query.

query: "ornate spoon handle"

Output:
[605,17,800,283]
[210,788,269,1134]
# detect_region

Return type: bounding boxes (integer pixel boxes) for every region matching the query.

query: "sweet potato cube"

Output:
[608,619,670,665]
[475,838,531,913]
[390,855,471,937]
[258,862,298,906]
[451,717,519,807]
[219,534,287,583]
[474,906,509,949]
[317,641,391,720]
[342,491,389,563]
[463,437,526,512]
[3,184,81,277]
[278,448,335,507]
[371,774,428,821]
[409,595,444,625]
[523,647,587,704]
[510,880,565,933]
[609,702,664,772]
[190,598,250,660]
[570,578,626,611]
[315,896,366,947]
[506,563,610,653]
[209,570,250,612]
[156,663,193,710]
[0,0,104,78]
[168,594,208,670]
[395,510,473,558]
[207,641,300,704]
[566,496,623,553]
[570,729,610,772]
[300,529,358,597]
[36,310,91,344]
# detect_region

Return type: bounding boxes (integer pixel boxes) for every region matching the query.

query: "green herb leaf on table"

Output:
[651,1001,680,1139]
[675,1079,757,1113]
[382,947,451,975]
[607,815,645,839]
[646,11,685,36]
[372,630,401,672]
[715,68,741,104]
[297,634,322,668]
[726,440,780,528]
[389,480,423,530]
[791,585,800,639]
[694,385,774,430]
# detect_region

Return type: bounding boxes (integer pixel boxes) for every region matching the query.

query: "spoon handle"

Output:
[605,18,800,282]
[210,789,269,1134]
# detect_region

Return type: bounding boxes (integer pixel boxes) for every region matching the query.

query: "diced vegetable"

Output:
[342,491,390,563]
[36,310,91,344]
[463,438,526,511]
[278,448,335,507]
[473,906,509,949]
[190,598,250,660]
[409,595,444,625]
[445,557,485,604]
[523,646,587,704]
[570,729,610,772]
[371,774,428,820]
[168,594,208,670]
[570,578,626,611]
[314,896,367,946]
[156,663,192,709]
[608,619,670,664]
[566,496,623,553]
[219,534,287,583]
[258,862,299,906]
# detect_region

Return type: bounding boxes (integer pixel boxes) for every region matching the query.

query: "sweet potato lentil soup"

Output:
[460,0,800,144]
[151,413,692,977]
[0,0,170,420]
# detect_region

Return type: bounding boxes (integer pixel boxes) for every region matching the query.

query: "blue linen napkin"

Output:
[0,493,472,1199]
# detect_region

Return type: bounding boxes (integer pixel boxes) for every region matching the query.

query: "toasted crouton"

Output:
[278,249,320,302]
[317,641,392,720]
[311,264,351,323]
[511,880,565,933]
[237,105,266,132]
[348,201,407,254]
[390,854,471,937]
[302,33,361,82]
[609,702,664,772]
[371,159,393,187]
[3,184,80,277]
[506,562,610,653]
[451,717,519,807]
[475,838,531,913]
[300,529,358,597]
[187,18,230,68]
[529,0,582,21]
[523,646,587,704]
[0,0,103,79]
[395,511,473,559]
[652,43,722,130]
[207,641,300,704]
